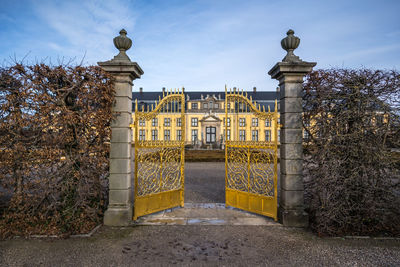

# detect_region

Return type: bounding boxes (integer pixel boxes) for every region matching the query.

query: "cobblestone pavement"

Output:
[134,203,280,226]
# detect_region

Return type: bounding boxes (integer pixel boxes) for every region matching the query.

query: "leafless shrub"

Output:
[0,64,114,238]
[303,69,400,236]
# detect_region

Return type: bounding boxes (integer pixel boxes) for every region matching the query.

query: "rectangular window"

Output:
[265,130,271,141]
[152,129,158,140]
[227,103,230,109]
[227,129,231,141]
[265,119,271,127]
[139,119,145,127]
[139,129,145,141]
[376,115,383,126]
[206,127,216,143]
[239,118,246,127]
[303,130,310,140]
[177,130,182,141]
[227,118,231,127]
[164,118,170,126]
[191,118,198,127]
[214,103,219,109]
[239,130,246,141]
[191,129,198,142]
[252,118,258,127]
[191,103,198,109]
[164,130,170,141]
[152,118,158,127]
[278,130,280,142]
[203,103,208,109]
[252,130,258,141]
[177,118,182,127]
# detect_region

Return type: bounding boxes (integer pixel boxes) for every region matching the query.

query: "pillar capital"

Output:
[268,61,316,82]
[98,60,144,80]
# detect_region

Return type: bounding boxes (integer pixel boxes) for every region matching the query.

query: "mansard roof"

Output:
[132,91,279,101]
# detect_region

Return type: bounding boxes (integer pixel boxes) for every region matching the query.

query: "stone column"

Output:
[268,30,316,227]
[98,29,143,226]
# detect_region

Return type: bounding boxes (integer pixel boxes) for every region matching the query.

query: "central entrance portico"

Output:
[200,113,222,148]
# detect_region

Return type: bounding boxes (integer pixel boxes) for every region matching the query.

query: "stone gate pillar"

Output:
[268,30,316,227]
[98,29,143,226]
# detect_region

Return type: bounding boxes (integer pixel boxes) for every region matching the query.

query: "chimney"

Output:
[182,87,185,93]
[139,87,143,93]
[162,87,166,94]
[253,87,256,93]
[276,86,280,93]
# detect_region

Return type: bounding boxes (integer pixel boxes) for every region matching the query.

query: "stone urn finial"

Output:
[112,29,132,61]
[281,29,301,62]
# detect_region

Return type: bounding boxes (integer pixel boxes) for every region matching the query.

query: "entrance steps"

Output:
[133,203,281,226]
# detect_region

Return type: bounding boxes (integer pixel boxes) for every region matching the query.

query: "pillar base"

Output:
[278,207,309,227]
[103,204,133,226]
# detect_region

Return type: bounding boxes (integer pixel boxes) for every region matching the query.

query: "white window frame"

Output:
[191,118,198,127]
[239,130,246,141]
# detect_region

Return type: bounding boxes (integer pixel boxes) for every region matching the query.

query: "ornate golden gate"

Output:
[133,89,185,220]
[224,87,279,221]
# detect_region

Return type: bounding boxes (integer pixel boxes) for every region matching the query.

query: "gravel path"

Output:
[1,226,399,266]
[185,162,225,203]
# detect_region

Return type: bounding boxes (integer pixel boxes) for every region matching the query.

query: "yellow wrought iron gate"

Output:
[225,87,279,221]
[133,89,185,220]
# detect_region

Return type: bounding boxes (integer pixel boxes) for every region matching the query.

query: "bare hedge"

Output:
[303,69,400,236]
[0,64,114,238]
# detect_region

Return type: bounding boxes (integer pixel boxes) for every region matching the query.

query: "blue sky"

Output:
[1,0,399,91]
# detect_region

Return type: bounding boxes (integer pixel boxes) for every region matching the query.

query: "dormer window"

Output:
[209,101,213,108]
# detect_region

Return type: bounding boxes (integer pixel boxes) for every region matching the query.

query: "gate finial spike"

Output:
[147,104,149,112]
[241,88,243,95]
[159,95,161,102]
[225,84,227,94]
[142,104,144,112]
[250,95,252,102]
[162,90,165,97]
[174,88,176,94]
[135,99,138,112]
[245,92,248,98]
[275,99,278,112]
[262,105,265,112]
[268,105,271,112]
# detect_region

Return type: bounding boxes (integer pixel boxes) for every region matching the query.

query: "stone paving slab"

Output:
[134,203,280,226]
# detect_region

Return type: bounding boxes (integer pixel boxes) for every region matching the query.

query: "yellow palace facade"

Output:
[131,87,280,148]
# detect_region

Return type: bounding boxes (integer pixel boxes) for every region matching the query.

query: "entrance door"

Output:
[224,87,279,221]
[133,89,185,220]
[206,126,216,143]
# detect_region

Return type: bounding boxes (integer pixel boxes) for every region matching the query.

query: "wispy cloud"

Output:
[32,0,137,64]
[1,0,399,91]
